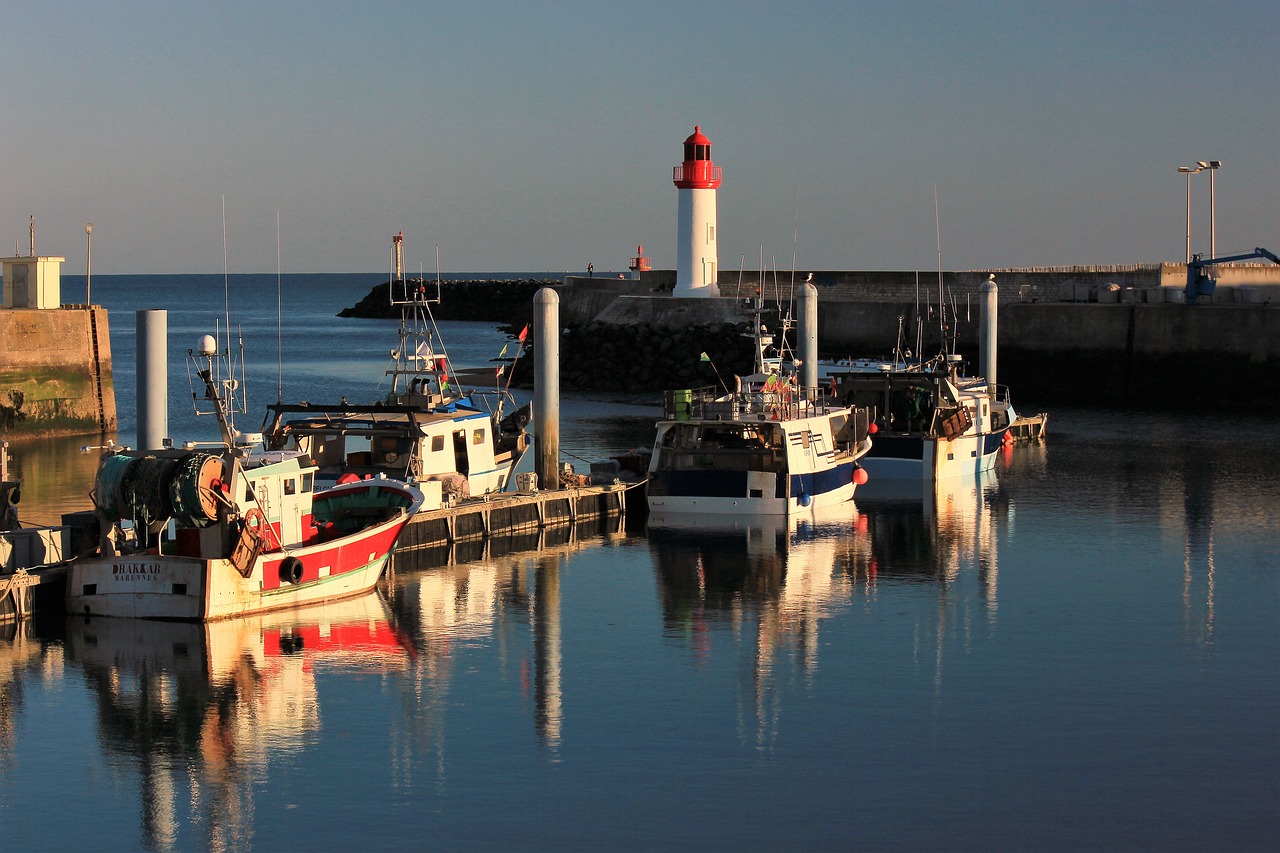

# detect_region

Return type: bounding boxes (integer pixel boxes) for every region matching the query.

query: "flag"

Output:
[518,324,529,342]
[763,375,777,392]
[496,364,504,376]
[498,342,509,359]
[699,352,710,362]
[440,369,449,392]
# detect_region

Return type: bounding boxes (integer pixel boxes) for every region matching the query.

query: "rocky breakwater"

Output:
[509,320,759,392]
[338,278,553,323]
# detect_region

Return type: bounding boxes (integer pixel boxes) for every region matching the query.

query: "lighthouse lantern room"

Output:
[672,125,722,298]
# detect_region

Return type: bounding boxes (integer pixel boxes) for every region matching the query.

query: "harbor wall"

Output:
[565,262,1280,315]
[544,281,1279,411]
[0,307,116,438]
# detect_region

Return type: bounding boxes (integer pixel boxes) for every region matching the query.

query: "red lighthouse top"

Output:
[673,125,722,189]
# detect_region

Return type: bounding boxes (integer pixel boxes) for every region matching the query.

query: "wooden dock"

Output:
[1,482,639,622]
[1009,412,1049,442]
[396,481,637,549]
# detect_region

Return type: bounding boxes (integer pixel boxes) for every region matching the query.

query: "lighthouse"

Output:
[672,125,721,298]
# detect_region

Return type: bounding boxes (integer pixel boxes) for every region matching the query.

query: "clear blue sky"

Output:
[4,0,1276,274]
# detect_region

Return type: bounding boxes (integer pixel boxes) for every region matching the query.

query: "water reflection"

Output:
[383,518,626,765]
[648,473,1009,740]
[3,434,104,528]
[857,473,1008,612]
[62,593,407,851]
[648,507,870,747]
[0,620,64,769]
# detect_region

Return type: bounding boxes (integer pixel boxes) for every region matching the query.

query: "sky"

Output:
[3,0,1277,275]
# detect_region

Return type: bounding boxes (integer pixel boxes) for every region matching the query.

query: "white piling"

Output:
[534,288,560,490]
[979,274,999,393]
[136,309,168,451]
[799,282,819,392]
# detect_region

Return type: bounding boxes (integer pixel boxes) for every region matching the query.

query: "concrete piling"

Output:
[799,282,818,391]
[136,310,168,451]
[980,275,998,392]
[534,288,560,490]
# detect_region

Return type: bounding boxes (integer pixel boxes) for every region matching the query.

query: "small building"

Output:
[2,254,64,309]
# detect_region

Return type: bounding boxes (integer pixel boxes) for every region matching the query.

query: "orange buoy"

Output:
[853,467,869,485]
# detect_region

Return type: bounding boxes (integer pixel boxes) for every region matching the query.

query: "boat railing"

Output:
[662,386,848,422]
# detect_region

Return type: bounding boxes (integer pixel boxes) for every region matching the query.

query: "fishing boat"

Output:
[67,335,424,621]
[646,298,873,516]
[825,317,1017,482]
[261,233,530,508]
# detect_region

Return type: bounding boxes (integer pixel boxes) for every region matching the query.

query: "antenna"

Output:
[222,196,231,365]
[276,209,283,404]
[934,185,945,353]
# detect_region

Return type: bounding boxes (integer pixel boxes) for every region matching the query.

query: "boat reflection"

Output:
[648,506,870,747]
[383,516,627,760]
[648,472,1009,742]
[62,592,407,850]
[0,620,64,770]
[855,471,1007,606]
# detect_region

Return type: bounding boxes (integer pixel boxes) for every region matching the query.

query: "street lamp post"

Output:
[1176,165,1205,263]
[85,223,93,305]
[1200,160,1222,259]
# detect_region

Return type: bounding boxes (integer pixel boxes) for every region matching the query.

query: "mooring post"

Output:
[799,282,819,395]
[534,287,560,491]
[136,309,168,451]
[980,274,999,394]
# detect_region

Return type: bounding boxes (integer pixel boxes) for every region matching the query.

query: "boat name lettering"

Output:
[113,562,163,580]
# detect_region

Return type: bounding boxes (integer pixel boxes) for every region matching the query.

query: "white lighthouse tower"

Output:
[672,125,721,298]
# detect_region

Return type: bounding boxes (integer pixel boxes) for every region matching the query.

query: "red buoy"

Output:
[868,422,879,435]
[853,467,869,485]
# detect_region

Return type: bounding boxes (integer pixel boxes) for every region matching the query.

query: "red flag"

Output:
[517,324,529,342]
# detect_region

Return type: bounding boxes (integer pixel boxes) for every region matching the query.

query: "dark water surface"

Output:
[1,276,1277,850]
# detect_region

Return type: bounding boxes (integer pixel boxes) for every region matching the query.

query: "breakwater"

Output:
[338,279,549,324]
[338,271,1280,412]
[0,306,116,439]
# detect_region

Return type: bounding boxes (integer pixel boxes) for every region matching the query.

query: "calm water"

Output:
[2,276,1277,850]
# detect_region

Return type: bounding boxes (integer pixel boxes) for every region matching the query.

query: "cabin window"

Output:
[301,473,313,493]
[432,435,445,452]
[245,485,256,502]
[473,429,485,445]
[284,479,296,496]
[708,224,715,243]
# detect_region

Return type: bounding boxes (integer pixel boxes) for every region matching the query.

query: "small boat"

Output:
[261,233,530,509]
[824,321,1017,482]
[646,297,873,516]
[67,336,424,621]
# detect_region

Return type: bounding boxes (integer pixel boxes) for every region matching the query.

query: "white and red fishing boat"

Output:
[67,335,423,621]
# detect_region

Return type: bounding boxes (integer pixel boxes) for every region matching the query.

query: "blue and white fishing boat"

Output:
[647,298,873,516]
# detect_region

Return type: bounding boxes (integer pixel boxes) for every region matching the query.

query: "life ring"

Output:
[384,451,400,464]
[278,556,304,585]
[244,508,268,538]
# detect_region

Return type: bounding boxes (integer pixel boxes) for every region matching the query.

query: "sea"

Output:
[1,274,1277,851]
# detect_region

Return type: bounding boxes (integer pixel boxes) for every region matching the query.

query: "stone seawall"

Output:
[0,307,116,438]
[532,288,1279,411]
[562,262,1279,320]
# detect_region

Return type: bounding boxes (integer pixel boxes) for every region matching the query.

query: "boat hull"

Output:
[67,507,411,621]
[859,431,1005,482]
[648,460,859,516]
